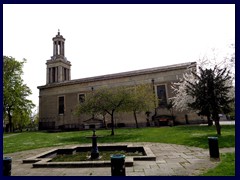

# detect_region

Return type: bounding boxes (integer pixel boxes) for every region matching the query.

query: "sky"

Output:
[3,4,235,113]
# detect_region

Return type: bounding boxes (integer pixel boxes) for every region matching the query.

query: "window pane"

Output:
[157,85,167,107]
[59,96,64,114]
[79,94,85,103]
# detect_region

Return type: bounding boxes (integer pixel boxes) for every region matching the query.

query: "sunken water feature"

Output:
[51,148,144,162]
[23,131,156,168]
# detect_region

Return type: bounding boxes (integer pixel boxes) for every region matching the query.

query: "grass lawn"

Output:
[3,125,235,154]
[201,152,235,176]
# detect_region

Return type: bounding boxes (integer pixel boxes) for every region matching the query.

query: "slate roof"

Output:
[38,61,196,89]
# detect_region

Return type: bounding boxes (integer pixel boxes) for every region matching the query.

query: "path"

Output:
[4,142,235,176]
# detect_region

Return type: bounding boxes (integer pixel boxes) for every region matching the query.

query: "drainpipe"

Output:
[151,79,157,116]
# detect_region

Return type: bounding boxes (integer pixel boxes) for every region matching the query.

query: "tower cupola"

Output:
[52,29,65,59]
[46,30,71,84]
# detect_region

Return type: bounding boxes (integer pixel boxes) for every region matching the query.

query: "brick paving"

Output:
[4,142,235,176]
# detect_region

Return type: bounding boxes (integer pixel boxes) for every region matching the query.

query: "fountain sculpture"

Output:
[90,129,99,159]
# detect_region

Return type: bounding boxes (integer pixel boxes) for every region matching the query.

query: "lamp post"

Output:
[91,87,95,120]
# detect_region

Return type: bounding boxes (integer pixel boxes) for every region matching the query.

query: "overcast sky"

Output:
[3,4,235,112]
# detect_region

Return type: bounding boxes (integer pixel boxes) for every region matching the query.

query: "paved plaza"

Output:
[4,142,234,176]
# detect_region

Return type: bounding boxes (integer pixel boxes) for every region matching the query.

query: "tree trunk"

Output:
[215,119,221,135]
[133,111,139,128]
[185,114,189,124]
[103,115,107,129]
[145,111,150,127]
[111,111,115,136]
[7,112,13,132]
[213,113,221,135]
[207,115,213,126]
[171,110,175,126]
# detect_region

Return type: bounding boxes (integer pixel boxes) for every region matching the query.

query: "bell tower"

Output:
[46,30,71,84]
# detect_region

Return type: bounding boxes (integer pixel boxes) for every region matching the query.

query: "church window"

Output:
[78,94,85,103]
[58,96,65,114]
[156,85,167,107]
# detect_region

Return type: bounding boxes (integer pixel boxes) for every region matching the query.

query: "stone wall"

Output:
[38,62,201,130]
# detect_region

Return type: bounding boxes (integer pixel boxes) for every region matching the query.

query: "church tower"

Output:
[46,30,71,84]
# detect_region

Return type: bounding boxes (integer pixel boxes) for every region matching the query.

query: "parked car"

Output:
[152,115,175,126]
[219,114,231,121]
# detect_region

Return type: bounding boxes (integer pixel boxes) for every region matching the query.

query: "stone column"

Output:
[55,67,58,82]
[69,68,71,80]
[62,42,64,56]
[54,42,56,55]
[53,41,55,56]
[61,41,63,56]
[49,68,52,83]
[68,69,70,80]
[59,66,63,82]
[57,67,59,82]
[66,69,68,80]
[46,67,49,84]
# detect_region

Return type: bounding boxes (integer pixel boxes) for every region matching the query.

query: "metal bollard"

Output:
[111,154,126,176]
[208,137,219,158]
[3,157,12,176]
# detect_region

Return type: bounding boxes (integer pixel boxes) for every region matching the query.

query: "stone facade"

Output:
[38,32,203,130]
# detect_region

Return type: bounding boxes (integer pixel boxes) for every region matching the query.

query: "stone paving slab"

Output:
[4,142,235,176]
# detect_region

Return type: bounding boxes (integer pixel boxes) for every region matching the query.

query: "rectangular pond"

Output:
[23,144,156,168]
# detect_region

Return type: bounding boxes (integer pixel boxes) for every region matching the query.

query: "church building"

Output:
[38,31,201,130]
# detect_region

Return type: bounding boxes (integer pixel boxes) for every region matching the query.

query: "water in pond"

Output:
[51,150,143,162]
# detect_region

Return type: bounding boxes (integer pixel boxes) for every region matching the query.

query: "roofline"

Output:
[38,61,196,89]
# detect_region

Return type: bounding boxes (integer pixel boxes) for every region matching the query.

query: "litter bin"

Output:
[208,137,219,158]
[111,154,126,176]
[3,157,12,176]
